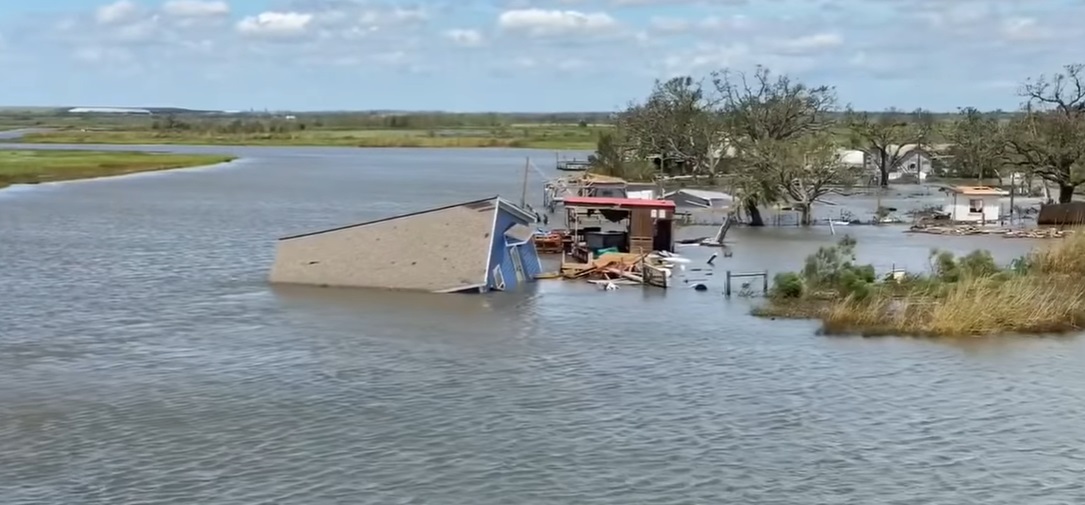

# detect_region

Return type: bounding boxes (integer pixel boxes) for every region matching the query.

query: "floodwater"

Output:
[2,141,1085,504]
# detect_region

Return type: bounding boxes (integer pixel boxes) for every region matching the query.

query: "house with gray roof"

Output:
[269,196,542,293]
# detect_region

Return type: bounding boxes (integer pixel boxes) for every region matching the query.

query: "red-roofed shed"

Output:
[562,196,677,210]
[563,195,675,256]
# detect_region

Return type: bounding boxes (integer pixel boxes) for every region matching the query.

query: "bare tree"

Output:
[1006,63,1085,203]
[712,66,838,225]
[845,108,934,187]
[946,107,1007,182]
[741,134,858,225]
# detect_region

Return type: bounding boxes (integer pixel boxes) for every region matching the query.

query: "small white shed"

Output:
[943,186,1004,224]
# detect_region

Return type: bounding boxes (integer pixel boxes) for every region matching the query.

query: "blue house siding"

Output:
[496,249,520,290]
[516,240,543,280]
[485,204,539,291]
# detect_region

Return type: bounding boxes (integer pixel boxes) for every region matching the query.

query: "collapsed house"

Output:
[268,196,542,293]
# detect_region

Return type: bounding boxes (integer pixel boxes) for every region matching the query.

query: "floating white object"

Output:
[659,256,691,264]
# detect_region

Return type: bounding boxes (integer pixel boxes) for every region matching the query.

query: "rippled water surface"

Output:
[3,144,1085,504]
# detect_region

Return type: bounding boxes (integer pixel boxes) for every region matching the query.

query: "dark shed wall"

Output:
[1038,202,1085,226]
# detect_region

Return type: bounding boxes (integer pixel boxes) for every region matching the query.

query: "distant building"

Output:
[662,189,733,210]
[846,144,948,182]
[268,196,542,293]
[837,148,867,167]
[67,107,152,115]
[895,144,934,180]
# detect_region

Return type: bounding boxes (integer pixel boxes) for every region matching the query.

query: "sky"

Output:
[0,0,1082,112]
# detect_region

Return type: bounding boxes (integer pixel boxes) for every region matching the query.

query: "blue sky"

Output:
[0,0,1081,112]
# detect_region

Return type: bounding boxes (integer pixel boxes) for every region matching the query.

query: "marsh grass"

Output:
[0,149,235,188]
[758,232,1085,337]
[18,126,606,150]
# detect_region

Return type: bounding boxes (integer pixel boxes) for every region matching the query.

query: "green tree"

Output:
[713,66,838,225]
[588,132,647,181]
[946,107,1007,181]
[738,133,858,225]
[617,76,725,176]
[845,108,934,187]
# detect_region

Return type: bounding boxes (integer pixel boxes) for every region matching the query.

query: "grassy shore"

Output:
[755,233,1085,337]
[17,126,605,150]
[0,150,236,188]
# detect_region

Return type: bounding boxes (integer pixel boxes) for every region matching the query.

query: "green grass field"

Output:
[0,150,236,188]
[17,125,609,150]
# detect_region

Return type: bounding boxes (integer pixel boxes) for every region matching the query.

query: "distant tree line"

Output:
[590,63,1085,226]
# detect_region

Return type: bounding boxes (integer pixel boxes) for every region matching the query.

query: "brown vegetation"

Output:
[756,232,1085,337]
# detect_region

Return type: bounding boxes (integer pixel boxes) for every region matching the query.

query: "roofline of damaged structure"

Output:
[277,196,537,241]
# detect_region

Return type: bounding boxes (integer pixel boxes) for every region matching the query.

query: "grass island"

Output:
[0,149,236,189]
[756,233,1085,337]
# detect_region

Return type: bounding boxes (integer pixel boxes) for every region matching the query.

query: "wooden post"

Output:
[1009,175,1016,225]
[725,270,732,297]
[520,157,530,210]
[762,270,769,294]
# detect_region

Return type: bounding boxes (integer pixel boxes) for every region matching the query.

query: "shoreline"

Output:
[0,149,238,190]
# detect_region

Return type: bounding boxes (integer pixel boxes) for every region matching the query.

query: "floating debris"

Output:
[561,251,675,288]
[907,224,1074,239]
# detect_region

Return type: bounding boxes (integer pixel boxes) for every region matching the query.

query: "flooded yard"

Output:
[1,145,1084,504]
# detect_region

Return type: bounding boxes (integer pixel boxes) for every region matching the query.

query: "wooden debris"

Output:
[1003,228,1074,239]
[559,251,671,288]
[907,224,1075,239]
[532,231,567,254]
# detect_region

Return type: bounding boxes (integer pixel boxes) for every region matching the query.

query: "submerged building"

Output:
[269,196,542,293]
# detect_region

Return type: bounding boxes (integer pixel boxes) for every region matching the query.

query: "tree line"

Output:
[590,63,1085,225]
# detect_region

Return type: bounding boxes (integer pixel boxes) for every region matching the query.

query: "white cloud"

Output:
[162,0,230,18]
[5,0,1085,112]
[237,12,314,39]
[661,43,751,76]
[649,14,750,34]
[73,46,132,63]
[498,9,618,36]
[95,0,141,25]
[1002,17,1043,41]
[612,0,745,5]
[445,29,484,47]
[771,33,843,55]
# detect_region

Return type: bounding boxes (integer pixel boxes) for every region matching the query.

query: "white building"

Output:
[849,144,946,182]
[943,186,1005,223]
[67,107,152,115]
[895,145,933,180]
